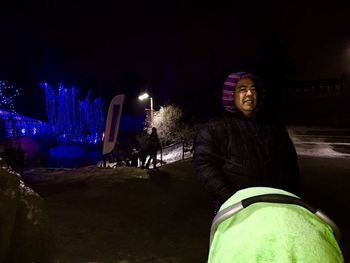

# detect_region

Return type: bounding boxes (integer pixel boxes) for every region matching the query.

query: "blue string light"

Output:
[0,81,104,145]
[0,80,21,114]
[0,107,50,142]
[39,82,104,144]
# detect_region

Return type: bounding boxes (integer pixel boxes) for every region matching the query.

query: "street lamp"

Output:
[138,92,153,127]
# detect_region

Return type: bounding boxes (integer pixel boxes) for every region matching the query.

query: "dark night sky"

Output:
[0,0,349,120]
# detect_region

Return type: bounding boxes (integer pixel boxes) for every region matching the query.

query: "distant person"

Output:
[15,143,25,176]
[110,141,119,163]
[190,134,197,153]
[194,71,300,213]
[190,134,198,163]
[4,143,25,177]
[136,131,148,169]
[0,143,5,159]
[130,148,139,167]
[145,127,161,169]
[138,147,148,169]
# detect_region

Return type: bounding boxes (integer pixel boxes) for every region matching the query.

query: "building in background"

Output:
[284,74,350,127]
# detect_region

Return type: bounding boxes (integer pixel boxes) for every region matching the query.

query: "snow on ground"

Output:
[158,143,192,165]
[288,126,350,158]
[26,126,350,182]
[19,127,350,262]
[293,143,350,158]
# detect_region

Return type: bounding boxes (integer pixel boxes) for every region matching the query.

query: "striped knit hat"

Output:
[222,71,261,112]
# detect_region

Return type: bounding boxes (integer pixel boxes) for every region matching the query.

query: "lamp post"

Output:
[138,92,153,128]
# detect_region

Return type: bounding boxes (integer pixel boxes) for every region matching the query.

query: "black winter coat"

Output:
[194,111,300,210]
[146,133,161,153]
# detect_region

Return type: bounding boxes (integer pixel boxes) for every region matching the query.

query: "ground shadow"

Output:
[147,169,172,188]
[28,181,88,197]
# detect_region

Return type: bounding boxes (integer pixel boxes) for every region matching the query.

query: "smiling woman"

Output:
[234,78,258,117]
[194,71,300,213]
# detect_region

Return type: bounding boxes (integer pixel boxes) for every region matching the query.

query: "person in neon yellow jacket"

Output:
[208,187,344,263]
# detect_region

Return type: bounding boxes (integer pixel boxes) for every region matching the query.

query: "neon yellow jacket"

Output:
[208,187,344,263]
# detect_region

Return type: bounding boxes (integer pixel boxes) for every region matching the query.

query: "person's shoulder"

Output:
[202,113,229,127]
[196,113,232,139]
[202,111,240,130]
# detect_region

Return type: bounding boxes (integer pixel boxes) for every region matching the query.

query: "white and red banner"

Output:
[102,94,125,155]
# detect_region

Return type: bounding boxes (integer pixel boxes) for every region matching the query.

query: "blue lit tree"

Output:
[0,80,50,146]
[0,80,21,140]
[0,80,21,113]
[40,82,104,144]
